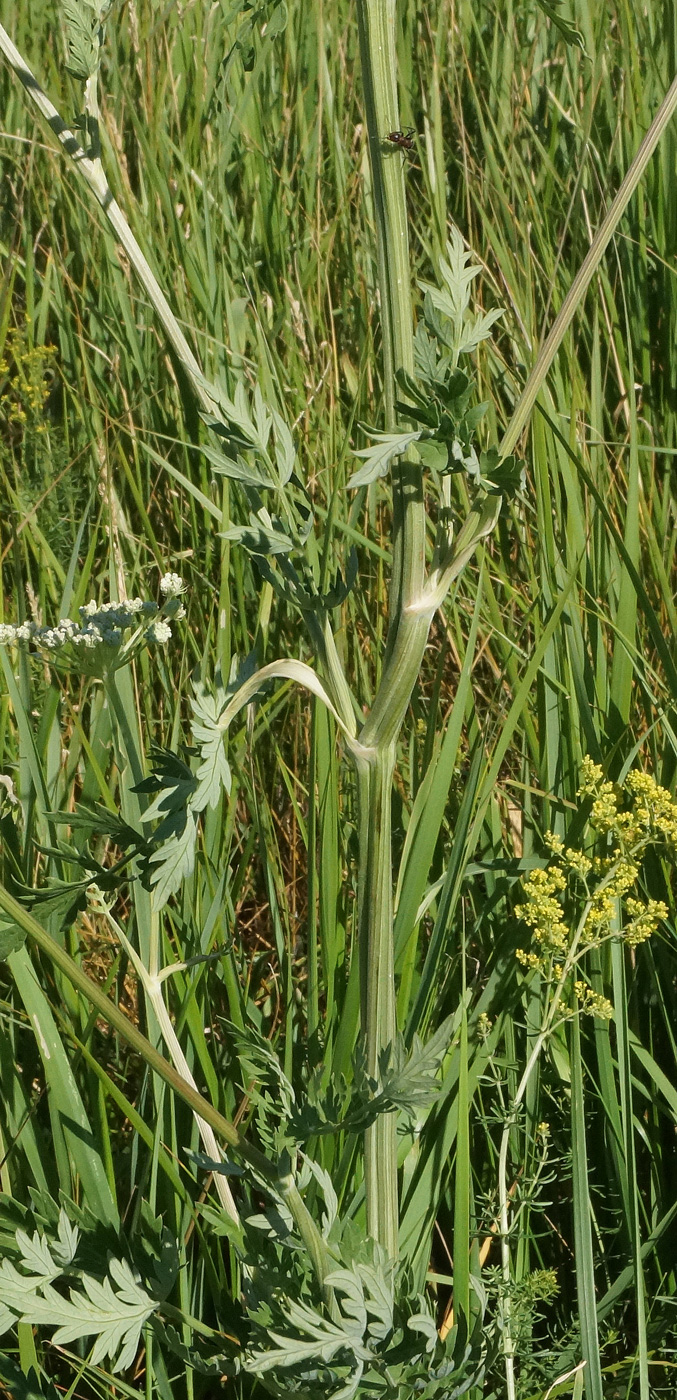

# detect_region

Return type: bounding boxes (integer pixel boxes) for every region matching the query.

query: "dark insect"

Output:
[385,126,416,152]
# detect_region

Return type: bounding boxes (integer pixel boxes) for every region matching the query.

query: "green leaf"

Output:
[348,430,422,489]
[147,812,198,910]
[8,947,119,1229]
[0,1359,60,1400]
[456,307,503,357]
[26,1257,157,1373]
[61,0,110,80]
[480,448,525,496]
[194,438,274,488]
[265,1,288,38]
[190,689,232,811]
[419,230,479,329]
[271,407,296,484]
[0,915,26,960]
[221,513,295,555]
[417,439,449,472]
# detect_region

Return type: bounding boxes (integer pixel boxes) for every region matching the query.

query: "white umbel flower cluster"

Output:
[159,572,185,598]
[0,574,185,676]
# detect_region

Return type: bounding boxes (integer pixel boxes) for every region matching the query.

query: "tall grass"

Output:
[0,1,676,1397]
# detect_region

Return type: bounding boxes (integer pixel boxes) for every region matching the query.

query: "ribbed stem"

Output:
[354,0,429,1260]
[356,745,398,1257]
[355,0,425,642]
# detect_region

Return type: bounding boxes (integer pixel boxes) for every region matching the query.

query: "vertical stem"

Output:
[307,705,320,1043]
[453,943,470,1327]
[356,745,398,1257]
[354,0,425,638]
[353,0,431,1262]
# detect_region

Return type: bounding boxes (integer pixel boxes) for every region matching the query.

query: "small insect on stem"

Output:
[384,126,416,154]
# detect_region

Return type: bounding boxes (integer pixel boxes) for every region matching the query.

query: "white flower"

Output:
[79,600,98,619]
[0,624,17,644]
[159,572,184,598]
[148,620,172,645]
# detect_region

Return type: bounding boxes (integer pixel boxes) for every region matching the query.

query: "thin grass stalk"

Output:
[571,1008,604,1400]
[0,23,223,422]
[496,856,633,1398]
[95,896,240,1226]
[499,71,677,460]
[611,926,650,1397]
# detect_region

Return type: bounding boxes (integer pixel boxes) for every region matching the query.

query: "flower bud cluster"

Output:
[0,575,185,675]
[574,982,613,1020]
[579,757,677,850]
[515,866,568,970]
[624,896,668,948]
[515,760,674,1014]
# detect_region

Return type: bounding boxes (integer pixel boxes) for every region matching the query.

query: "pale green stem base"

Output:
[356,745,398,1257]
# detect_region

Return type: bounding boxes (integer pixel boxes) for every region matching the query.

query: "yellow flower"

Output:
[574,981,613,1020]
[624,897,668,948]
[477,1011,492,1038]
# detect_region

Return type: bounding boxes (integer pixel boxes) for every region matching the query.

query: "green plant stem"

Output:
[355,744,398,1255]
[354,0,427,1263]
[277,1172,340,1317]
[500,70,677,461]
[354,0,425,639]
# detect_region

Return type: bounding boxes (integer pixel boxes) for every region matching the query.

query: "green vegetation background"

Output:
[0,0,677,1395]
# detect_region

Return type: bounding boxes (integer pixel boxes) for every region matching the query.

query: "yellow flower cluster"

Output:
[515,866,568,971]
[624,897,668,948]
[574,981,614,1020]
[477,1011,492,1039]
[625,771,677,847]
[578,757,677,851]
[544,831,592,877]
[578,757,619,832]
[581,859,639,940]
[515,762,672,994]
[0,324,54,433]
